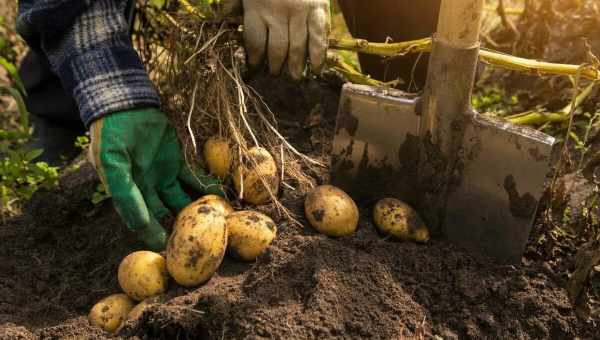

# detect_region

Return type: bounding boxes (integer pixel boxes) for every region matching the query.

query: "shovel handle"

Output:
[437,0,485,48]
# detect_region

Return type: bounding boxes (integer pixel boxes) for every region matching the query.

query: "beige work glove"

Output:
[222,0,330,80]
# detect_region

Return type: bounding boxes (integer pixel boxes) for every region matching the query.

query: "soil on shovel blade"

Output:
[0,76,597,339]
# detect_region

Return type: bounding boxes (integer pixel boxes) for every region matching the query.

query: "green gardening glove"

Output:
[90,108,224,251]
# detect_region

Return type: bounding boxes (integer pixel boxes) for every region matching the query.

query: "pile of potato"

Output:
[89,195,277,333]
[89,139,430,333]
[89,141,284,333]
[204,138,279,205]
[88,251,168,333]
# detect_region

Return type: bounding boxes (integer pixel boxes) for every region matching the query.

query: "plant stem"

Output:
[506,82,596,125]
[179,0,206,18]
[328,37,431,57]
[329,37,600,81]
[326,54,386,87]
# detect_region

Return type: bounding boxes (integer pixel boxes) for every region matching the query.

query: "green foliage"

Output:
[91,183,110,205]
[0,24,59,215]
[74,135,90,150]
[472,87,519,116]
[0,149,59,212]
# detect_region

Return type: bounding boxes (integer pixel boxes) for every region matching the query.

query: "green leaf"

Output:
[0,56,27,96]
[25,149,44,162]
[0,85,30,133]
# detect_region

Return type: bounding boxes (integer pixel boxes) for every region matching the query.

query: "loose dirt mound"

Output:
[0,76,597,339]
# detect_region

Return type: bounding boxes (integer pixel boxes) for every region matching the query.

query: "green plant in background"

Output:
[0,149,59,213]
[91,183,111,205]
[472,86,519,115]
[74,135,90,150]
[0,17,59,216]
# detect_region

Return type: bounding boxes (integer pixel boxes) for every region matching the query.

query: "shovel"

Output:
[330,0,556,263]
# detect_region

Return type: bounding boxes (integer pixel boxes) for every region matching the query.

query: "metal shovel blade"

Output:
[331,84,420,204]
[444,111,556,262]
[331,83,556,263]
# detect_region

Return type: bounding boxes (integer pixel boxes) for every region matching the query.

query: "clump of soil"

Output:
[1,76,597,339]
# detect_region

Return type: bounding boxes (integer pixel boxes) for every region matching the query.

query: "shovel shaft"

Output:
[437,0,484,48]
[417,0,485,230]
[420,0,484,150]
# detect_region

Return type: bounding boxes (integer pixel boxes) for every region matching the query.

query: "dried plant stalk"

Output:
[156,14,320,222]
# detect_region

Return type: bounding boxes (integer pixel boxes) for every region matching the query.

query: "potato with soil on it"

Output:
[305,185,359,237]
[203,137,232,180]
[166,204,228,287]
[192,194,234,216]
[226,211,277,261]
[373,198,430,243]
[88,293,135,333]
[127,295,164,321]
[233,147,279,205]
[118,251,168,301]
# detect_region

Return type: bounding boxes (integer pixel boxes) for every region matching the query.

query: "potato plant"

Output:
[0,19,59,216]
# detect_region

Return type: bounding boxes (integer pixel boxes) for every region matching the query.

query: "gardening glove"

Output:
[222,0,330,80]
[90,108,224,251]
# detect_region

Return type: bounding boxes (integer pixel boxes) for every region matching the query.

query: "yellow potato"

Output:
[89,293,134,333]
[166,204,228,287]
[127,295,163,321]
[192,194,234,216]
[203,137,232,180]
[118,251,168,301]
[304,185,359,237]
[373,198,430,243]
[226,211,277,261]
[233,147,279,205]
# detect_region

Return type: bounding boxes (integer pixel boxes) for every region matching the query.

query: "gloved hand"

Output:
[222,0,330,80]
[90,108,224,251]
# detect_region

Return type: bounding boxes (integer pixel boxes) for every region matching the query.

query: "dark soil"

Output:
[1,75,598,339]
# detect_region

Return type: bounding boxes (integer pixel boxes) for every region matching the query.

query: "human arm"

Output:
[17,0,223,250]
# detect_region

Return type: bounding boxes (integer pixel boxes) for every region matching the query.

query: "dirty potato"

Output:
[304,185,359,237]
[192,194,235,216]
[88,293,135,333]
[166,204,228,287]
[373,198,430,243]
[127,295,163,321]
[226,211,277,261]
[203,137,232,180]
[233,147,279,205]
[118,251,168,301]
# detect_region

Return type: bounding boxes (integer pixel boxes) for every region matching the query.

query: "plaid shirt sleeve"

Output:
[17,0,161,127]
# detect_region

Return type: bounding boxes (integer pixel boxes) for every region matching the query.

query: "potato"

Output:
[166,204,228,287]
[89,293,135,333]
[118,251,168,301]
[304,185,359,237]
[127,296,163,321]
[233,147,279,205]
[373,198,430,243]
[193,194,234,216]
[203,137,232,180]
[226,211,277,261]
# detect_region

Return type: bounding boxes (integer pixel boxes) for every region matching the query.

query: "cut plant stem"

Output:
[329,37,600,81]
[507,82,596,125]
[329,37,431,58]
[326,54,403,88]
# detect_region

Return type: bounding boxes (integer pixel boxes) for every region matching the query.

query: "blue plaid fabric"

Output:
[17,0,160,127]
